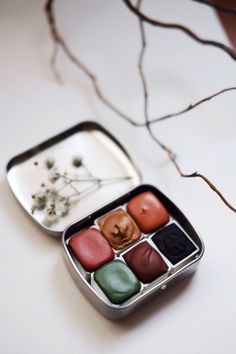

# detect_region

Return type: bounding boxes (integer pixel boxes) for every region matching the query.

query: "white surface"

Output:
[1,1,236,353]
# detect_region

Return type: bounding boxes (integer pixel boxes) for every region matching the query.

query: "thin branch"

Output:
[193,0,236,16]
[135,0,236,212]
[45,0,236,129]
[168,150,236,212]
[44,0,236,213]
[137,0,148,124]
[147,86,236,125]
[45,0,140,126]
[147,126,236,213]
[122,0,236,61]
[136,0,172,152]
[50,42,63,84]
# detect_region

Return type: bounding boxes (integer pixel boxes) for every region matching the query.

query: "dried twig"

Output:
[147,87,236,125]
[137,0,148,124]
[45,0,140,126]
[136,0,174,152]
[135,0,236,212]
[122,0,236,61]
[168,150,236,212]
[50,42,63,84]
[44,0,236,212]
[45,0,236,129]
[193,0,236,16]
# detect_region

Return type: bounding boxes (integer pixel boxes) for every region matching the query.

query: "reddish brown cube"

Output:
[123,241,168,283]
[69,228,114,272]
[127,191,169,233]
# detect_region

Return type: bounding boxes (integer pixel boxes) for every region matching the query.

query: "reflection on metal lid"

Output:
[6,121,141,237]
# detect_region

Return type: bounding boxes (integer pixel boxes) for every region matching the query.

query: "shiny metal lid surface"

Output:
[6,121,141,237]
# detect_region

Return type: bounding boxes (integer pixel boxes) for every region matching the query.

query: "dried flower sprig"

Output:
[31,157,132,225]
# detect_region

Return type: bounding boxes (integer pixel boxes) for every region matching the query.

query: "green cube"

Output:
[94,260,141,304]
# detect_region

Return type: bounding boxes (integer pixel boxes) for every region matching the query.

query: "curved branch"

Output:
[137,0,149,125]
[135,0,236,212]
[122,0,236,61]
[44,0,236,213]
[168,150,236,212]
[146,87,236,125]
[45,0,140,126]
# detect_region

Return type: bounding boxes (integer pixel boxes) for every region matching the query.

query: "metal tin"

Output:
[6,121,204,320]
[62,184,204,320]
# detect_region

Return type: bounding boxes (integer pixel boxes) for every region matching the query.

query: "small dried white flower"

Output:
[48,168,60,183]
[55,198,70,217]
[31,193,47,210]
[45,203,58,223]
[72,156,82,167]
[45,158,55,169]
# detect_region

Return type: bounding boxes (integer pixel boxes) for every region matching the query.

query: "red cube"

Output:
[69,228,114,272]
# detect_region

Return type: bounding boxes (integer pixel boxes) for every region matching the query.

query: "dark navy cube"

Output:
[152,224,197,265]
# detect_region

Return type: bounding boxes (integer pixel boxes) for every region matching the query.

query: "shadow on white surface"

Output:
[51,252,195,338]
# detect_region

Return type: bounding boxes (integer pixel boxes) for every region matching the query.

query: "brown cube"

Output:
[98,208,141,250]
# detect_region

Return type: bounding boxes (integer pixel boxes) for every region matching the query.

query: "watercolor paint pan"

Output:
[6,121,204,320]
[63,184,204,320]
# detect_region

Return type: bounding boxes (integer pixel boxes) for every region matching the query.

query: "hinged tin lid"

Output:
[6,121,141,237]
